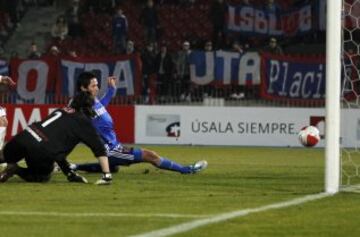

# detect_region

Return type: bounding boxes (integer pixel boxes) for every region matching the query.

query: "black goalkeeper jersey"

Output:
[26,107,106,161]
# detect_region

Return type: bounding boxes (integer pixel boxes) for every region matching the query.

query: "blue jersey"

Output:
[92,87,121,150]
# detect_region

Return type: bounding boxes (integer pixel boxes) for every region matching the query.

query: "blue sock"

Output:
[157,157,191,174]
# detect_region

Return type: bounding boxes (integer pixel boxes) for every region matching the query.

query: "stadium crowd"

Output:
[1,0,326,104]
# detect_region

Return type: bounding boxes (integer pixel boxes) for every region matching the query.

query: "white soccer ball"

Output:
[298,126,320,147]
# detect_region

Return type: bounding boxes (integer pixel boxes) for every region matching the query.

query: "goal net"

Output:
[341,0,360,188]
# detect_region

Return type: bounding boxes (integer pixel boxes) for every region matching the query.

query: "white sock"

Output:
[0,127,6,149]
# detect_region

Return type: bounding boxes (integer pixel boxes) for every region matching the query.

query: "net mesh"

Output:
[341,0,360,186]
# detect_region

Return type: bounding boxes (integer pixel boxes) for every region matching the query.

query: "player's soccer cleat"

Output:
[189,160,208,174]
[0,164,19,182]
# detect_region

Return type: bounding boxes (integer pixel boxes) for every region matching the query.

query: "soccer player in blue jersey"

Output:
[71,71,207,174]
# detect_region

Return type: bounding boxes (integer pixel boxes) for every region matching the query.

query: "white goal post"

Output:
[325,0,342,194]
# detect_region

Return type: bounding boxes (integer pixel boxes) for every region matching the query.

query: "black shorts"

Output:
[3,131,54,176]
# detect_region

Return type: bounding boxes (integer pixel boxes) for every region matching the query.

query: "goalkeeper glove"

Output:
[95,173,112,185]
[67,170,88,183]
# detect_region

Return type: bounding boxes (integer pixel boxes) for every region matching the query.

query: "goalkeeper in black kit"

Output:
[0,91,112,185]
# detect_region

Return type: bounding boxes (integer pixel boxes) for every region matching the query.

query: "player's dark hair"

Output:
[76,71,97,92]
[70,91,96,118]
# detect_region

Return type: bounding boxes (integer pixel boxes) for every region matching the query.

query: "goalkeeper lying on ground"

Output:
[0,91,112,185]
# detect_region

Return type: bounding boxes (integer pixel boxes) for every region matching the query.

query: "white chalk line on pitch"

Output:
[128,192,332,237]
[0,211,211,219]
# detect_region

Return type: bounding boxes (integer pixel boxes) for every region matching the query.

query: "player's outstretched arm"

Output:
[76,117,112,185]
[0,75,16,86]
[99,76,117,106]
[107,76,117,88]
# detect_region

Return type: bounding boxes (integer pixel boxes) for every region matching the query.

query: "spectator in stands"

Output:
[262,37,284,55]
[0,25,7,37]
[204,40,213,52]
[230,41,245,100]
[155,43,174,100]
[68,49,78,58]
[66,0,84,38]
[4,0,20,28]
[232,40,244,54]
[0,2,16,37]
[44,46,60,92]
[51,15,68,41]
[84,0,99,13]
[48,46,60,57]
[99,0,114,14]
[125,40,135,55]
[200,40,214,99]
[175,41,192,101]
[141,42,157,103]
[140,0,158,43]
[112,6,128,54]
[28,42,42,59]
[264,0,280,13]
[209,0,227,49]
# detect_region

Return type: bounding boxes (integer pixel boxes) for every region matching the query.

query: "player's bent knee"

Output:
[143,149,158,158]
[142,149,159,162]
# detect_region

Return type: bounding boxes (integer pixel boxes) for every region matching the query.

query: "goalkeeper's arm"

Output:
[56,159,88,183]
[98,156,110,173]
[95,156,112,185]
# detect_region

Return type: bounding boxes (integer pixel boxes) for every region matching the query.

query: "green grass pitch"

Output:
[0,145,360,237]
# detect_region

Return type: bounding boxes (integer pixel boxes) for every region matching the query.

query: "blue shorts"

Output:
[107,145,143,166]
